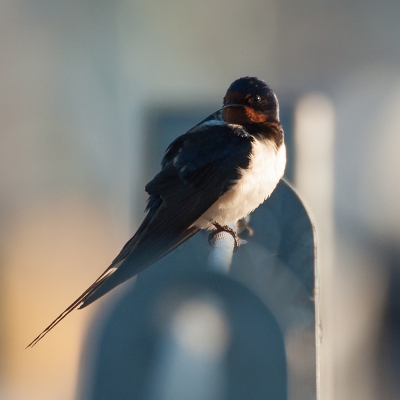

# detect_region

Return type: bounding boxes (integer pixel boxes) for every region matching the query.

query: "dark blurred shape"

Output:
[80,270,287,400]
[378,247,400,397]
[231,180,316,400]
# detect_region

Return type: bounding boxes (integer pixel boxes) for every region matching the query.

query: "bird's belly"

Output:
[194,140,286,230]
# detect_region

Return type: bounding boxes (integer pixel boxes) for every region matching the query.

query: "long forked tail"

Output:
[26,226,199,348]
[26,266,118,348]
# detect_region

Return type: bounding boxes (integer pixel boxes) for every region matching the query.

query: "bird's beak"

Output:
[223,102,243,109]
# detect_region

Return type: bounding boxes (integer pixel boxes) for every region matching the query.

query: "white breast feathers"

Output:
[194,139,286,230]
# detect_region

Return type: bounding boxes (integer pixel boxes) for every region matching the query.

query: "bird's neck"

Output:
[244,121,284,148]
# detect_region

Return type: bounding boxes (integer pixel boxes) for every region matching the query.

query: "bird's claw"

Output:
[208,223,240,252]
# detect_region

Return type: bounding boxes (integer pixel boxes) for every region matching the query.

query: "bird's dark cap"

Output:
[226,76,272,96]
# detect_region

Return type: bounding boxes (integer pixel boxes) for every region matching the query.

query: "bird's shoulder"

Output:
[145,110,253,199]
[161,110,253,170]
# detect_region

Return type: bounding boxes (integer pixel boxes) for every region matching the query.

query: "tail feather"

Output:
[26,265,119,348]
[26,226,199,348]
[79,226,199,308]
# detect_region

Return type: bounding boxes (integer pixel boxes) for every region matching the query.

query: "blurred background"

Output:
[1,0,400,399]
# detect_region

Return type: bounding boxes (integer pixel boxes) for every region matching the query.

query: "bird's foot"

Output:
[208,223,240,252]
[237,218,254,236]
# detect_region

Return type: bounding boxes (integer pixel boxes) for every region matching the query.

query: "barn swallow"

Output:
[27,76,286,347]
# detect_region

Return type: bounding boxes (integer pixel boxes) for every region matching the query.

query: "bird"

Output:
[27,76,286,347]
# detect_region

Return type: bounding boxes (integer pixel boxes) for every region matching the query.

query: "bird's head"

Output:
[222,77,279,125]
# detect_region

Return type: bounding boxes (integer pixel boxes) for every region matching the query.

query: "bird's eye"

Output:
[249,95,262,104]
